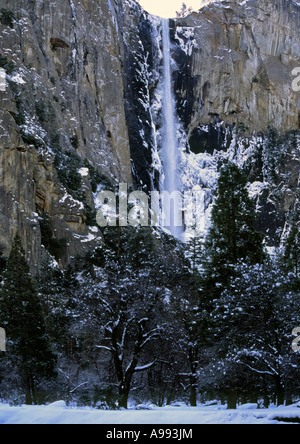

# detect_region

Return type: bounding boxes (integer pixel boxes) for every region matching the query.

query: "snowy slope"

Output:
[0,403,300,424]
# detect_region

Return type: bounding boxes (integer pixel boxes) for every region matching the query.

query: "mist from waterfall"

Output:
[160,18,183,239]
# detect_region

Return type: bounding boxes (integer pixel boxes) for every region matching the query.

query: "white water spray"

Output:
[161,18,183,239]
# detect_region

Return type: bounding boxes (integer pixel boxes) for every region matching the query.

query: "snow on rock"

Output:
[175,27,199,56]
[79,167,89,177]
[9,73,26,85]
[135,404,156,410]
[46,401,67,409]
[248,181,269,199]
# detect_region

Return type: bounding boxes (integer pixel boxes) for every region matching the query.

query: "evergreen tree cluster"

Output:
[0,235,56,405]
[0,162,299,409]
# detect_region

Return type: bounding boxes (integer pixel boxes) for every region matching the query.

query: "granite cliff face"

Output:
[0,0,299,269]
[175,0,300,137]
[0,0,140,270]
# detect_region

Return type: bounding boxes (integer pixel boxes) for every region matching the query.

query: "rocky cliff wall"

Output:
[175,0,300,138]
[0,0,141,270]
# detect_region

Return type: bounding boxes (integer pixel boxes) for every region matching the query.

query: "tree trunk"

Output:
[188,345,198,407]
[118,371,134,410]
[118,384,130,409]
[227,390,238,409]
[263,393,270,409]
[24,373,34,405]
[262,377,270,409]
[189,375,197,407]
[275,376,285,407]
[25,385,33,405]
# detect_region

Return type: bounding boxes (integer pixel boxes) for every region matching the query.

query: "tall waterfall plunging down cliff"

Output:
[160,18,183,239]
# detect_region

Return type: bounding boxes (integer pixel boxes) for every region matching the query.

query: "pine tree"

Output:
[176,3,193,18]
[211,262,299,408]
[0,234,56,404]
[204,162,265,294]
[186,233,204,279]
[263,126,282,184]
[284,225,300,279]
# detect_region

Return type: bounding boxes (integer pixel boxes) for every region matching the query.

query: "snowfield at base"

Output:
[0,402,300,424]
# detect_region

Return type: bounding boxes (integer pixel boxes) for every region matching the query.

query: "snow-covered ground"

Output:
[0,402,300,424]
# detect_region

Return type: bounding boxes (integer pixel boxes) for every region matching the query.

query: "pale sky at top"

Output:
[138,0,206,18]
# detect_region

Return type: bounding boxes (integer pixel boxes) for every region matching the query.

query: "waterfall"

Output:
[160,18,183,239]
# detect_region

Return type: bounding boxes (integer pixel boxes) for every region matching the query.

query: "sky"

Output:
[138,0,208,18]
